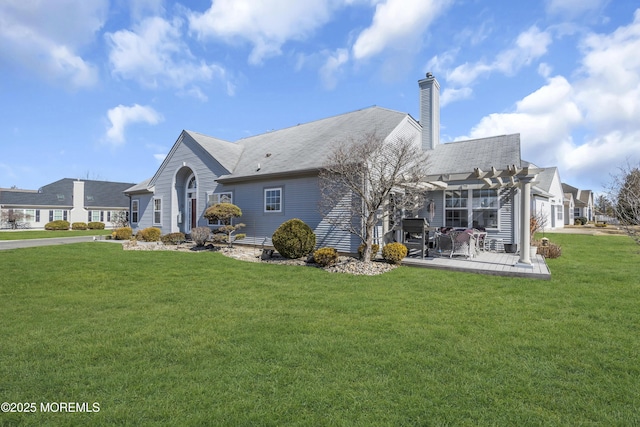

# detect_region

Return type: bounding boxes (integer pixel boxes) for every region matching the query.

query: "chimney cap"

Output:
[426,72,434,78]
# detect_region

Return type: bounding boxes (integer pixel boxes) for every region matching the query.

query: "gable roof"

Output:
[562,183,593,207]
[0,179,135,208]
[218,106,411,182]
[533,166,560,193]
[426,134,522,176]
[185,130,243,172]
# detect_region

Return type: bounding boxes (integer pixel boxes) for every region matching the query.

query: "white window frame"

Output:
[264,187,282,213]
[207,192,233,225]
[471,189,499,229]
[444,189,500,230]
[131,200,139,224]
[444,189,468,228]
[153,198,162,225]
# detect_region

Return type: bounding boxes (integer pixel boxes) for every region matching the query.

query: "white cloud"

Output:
[460,10,640,190]
[188,0,336,65]
[465,76,582,167]
[574,9,640,134]
[352,0,452,60]
[106,16,229,96]
[105,104,163,146]
[0,0,106,88]
[441,87,472,106]
[447,26,552,87]
[319,49,350,90]
[546,0,608,17]
[154,153,168,164]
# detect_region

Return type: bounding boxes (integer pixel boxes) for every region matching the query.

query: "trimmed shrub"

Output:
[72,222,88,230]
[313,247,339,267]
[382,242,408,264]
[358,243,380,261]
[138,227,161,242]
[272,218,316,259]
[88,222,105,230]
[114,227,133,240]
[161,232,186,245]
[576,216,588,225]
[190,227,211,247]
[45,220,70,230]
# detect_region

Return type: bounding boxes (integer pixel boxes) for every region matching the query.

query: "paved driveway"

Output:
[0,236,112,251]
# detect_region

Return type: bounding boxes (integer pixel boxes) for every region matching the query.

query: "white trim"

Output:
[206,191,233,225]
[131,199,140,224]
[264,187,282,213]
[153,197,162,225]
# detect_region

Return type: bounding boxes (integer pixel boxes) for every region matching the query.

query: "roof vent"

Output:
[265,153,271,157]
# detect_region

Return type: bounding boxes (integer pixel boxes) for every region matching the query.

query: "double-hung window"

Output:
[153,198,162,225]
[445,190,468,228]
[471,189,498,229]
[264,188,282,212]
[131,200,139,223]
[207,192,233,225]
[445,189,499,229]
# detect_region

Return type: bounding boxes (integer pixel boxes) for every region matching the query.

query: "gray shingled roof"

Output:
[562,183,590,207]
[533,166,558,193]
[220,106,410,180]
[185,130,242,172]
[425,134,522,175]
[0,178,135,208]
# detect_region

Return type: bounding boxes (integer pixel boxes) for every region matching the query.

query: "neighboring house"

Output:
[530,166,565,230]
[0,179,135,229]
[127,74,551,258]
[562,183,595,224]
[563,192,576,226]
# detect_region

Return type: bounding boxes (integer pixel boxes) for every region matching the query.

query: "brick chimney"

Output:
[418,72,440,150]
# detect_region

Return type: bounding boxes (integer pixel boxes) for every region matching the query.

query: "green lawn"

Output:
[0,229,112,240]
[0,234,638,425]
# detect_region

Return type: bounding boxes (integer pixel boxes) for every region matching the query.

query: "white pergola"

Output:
[410,165,541,267]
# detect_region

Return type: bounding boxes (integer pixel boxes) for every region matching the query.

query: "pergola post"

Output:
[516,176,536,266]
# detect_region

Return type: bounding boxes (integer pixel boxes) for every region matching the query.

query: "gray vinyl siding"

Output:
[131,193,153,232]
[218,174,358,253]
[419,186,516,245]
[135,133,231,234]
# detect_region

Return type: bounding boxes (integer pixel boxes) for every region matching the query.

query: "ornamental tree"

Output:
[318,132,430,262]
[204,202,245,247]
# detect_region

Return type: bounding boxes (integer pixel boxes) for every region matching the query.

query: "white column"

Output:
[517,176,535,266]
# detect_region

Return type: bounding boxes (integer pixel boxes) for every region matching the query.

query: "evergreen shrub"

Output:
[88,222,105,229]
[72,222,88,230]
[161,232,186,245]
[382,242,408,264]
[313,247,339,267]
[114,227,133,240]
[138,227,161,242]
[272,218,316,259]
[45,220,70,230]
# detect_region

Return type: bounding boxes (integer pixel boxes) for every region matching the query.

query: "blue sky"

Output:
[1,0,639,194]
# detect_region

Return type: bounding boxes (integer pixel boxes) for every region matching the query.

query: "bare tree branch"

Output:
[318,131,430,261]
[606,161,640,246]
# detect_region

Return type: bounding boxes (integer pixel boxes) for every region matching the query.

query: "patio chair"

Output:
[449,230,476,259]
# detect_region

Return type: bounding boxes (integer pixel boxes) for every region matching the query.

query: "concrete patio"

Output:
[402,249,551,280]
